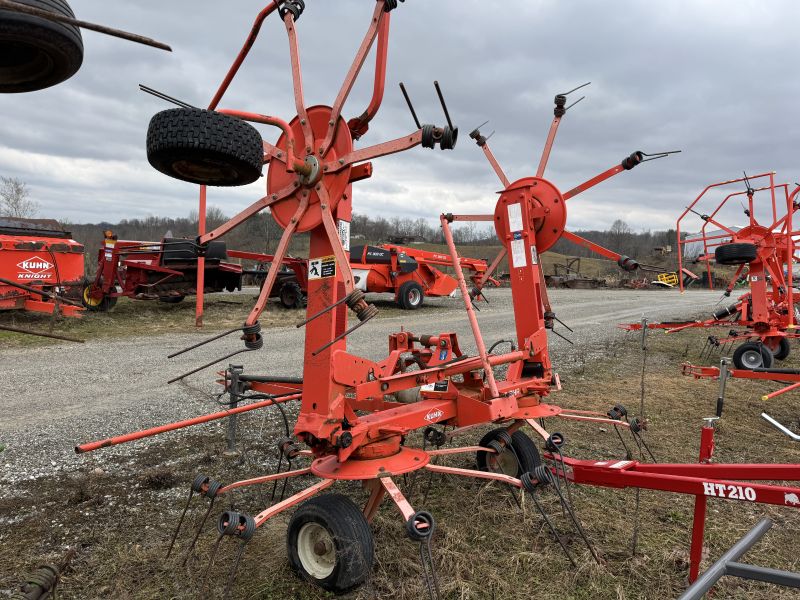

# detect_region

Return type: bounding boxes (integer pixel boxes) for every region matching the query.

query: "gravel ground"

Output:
[0,288,726,490]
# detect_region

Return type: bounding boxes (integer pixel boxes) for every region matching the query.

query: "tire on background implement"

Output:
[279,281,304,309]
[714,243,758,265]
[732,341,773,370]
[397,281,424,310]
[81,282,116,312]
[287,494,374,594]
[773,337,791,361]
[476,428,541,477]
[158,295,185,304]
[0,0,83,93]
[146,108,264,186]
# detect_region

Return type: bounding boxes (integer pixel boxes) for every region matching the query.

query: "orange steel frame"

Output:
[76,3,800,590]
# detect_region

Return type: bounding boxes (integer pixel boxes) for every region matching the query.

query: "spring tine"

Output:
[168,327,241,359]
[223,541,249,600]
[311,310,376,356]
[528,490,576,567]
[168,349,251,384]
[181,497,217,567]
[553,315,574,332]
[613,424,633,460]
[139,84,197,109]
[399,82,422,129]
[295,294,352,328]
[551,328,574,345]
[166,489,195,558]
[433,80,454,130]
[269,452,284,502]
[564,96,585,111]
[560,81,591,96]
[551,483,601,564]
[199,531,226,597]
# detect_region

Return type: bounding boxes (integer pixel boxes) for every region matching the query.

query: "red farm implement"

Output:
[74,3,800,597]
[0,217,84,318]
[82,230,307,311]
[349,243,498,309]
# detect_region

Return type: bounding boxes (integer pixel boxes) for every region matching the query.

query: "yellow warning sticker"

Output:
[308,255,337,279]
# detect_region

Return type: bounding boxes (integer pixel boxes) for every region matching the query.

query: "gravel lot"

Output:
[0,288,725,489]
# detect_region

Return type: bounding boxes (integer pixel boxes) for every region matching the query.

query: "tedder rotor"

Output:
[75,3,800,597]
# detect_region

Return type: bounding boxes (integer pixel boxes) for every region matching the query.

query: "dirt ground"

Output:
[2,290,800,599]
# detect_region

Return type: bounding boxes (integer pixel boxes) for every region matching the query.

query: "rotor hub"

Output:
[494,177,567,253]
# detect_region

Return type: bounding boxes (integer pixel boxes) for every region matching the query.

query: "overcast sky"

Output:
[1,0,798,233]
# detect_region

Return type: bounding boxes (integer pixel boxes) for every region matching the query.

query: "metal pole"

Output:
[679,518,773,600]
[224,365,244,457]
[761,413,800,441]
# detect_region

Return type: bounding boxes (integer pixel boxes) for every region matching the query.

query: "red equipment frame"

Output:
[349,242,498,308]
[84,231,307,308]
[76,4,800,594]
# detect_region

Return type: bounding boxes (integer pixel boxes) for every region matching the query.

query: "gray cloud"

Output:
[0,0,798,233]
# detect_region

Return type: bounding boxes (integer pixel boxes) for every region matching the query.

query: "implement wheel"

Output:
[715,243,758,265]
[279,281,304,309]
[732,341,773,370]
[772,337,791,361]
[397,281,424,310]
[287,494,374,593]
[476,428,541,477]
[81,282,116,312]
[146,108,264,186]
[0,0,84,93]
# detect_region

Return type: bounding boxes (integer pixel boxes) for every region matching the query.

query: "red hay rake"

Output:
[75,3,800,596]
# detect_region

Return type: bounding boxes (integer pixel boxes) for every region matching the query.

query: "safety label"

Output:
[530,245,539,265]
[338,220,351,251]
[510,235,527,268]
[507,202,523,232]
[308,255,336,279]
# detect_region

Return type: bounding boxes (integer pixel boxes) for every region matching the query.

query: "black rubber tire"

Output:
[732,341,773,370]
[81,282,116,312]
[287,494,374,594]
[146,108,263,186]
[158,295,185,304]
[715,243,758,265]
[397,281,424,310]
[476,428,541,477]
[279,281,304,309]
[0,0,83,93]
[775,337,791,361]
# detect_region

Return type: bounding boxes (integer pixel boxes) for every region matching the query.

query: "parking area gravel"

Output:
[0,288,725,488]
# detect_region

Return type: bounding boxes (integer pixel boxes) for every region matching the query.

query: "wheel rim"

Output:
[740,348,763,369]
[486,448,518,475]
[297,522,336,580]
[83,286,102,307]
[408,288,421,306]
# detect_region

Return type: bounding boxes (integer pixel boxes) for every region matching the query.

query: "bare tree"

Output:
[0,176,39,218]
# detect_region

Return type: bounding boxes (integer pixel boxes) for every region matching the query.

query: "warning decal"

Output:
[308,255,337,280]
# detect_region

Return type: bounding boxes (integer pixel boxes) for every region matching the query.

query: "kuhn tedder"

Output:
[621,174,800,414]
[74,2,800,596]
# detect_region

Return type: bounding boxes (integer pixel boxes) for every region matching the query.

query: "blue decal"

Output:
[513,231,523,240]
[439,349,448,361]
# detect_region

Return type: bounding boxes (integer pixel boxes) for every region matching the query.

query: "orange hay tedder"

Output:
[0,217,84,317]
[75,2,800,597]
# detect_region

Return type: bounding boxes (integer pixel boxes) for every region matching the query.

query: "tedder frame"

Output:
[75,2,800,596]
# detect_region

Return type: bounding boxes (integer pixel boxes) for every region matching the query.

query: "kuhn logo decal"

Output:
[16,256,54,280]
[424,409,444,423]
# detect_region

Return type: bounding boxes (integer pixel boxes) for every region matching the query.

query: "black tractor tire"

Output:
[279,281,304,309]
[0,0,83,93]
[732,341,773,370]
[397,281,424,310]
[773,337,791,361]
[476,428,541,477]
[146,108,264,186]
[715,243,758,265]
[81,281,116,312]
[158,294,185,304]
[287,494,374,594]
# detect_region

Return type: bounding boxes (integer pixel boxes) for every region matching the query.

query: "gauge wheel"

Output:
[732,341,773,370]
[81,282,116,312]
[287,494,374,593]
[397,281,424,310]
[476,428,541,477]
